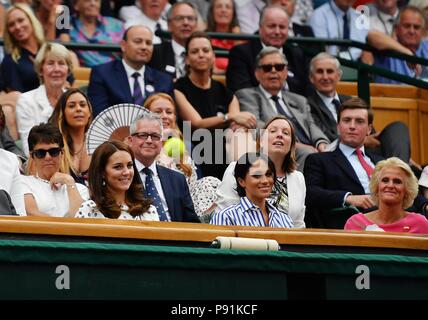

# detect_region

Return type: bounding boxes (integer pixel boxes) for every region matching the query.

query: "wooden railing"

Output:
[0,216,427,251]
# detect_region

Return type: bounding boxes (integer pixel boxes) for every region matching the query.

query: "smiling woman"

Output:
[75,140,159,220]
[22,123,89,217]
[210,152,294,228]
[345,157,428,233]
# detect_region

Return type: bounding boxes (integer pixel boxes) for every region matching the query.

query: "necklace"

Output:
[34,173,50,184]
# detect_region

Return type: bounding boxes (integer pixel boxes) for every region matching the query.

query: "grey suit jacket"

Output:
[236,87,329,147]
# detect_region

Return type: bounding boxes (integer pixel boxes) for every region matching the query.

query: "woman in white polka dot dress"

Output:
[75,140,159,221]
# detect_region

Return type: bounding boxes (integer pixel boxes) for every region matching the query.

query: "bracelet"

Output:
[66,184,76,189]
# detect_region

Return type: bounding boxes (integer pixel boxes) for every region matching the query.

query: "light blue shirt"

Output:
[374,40,428,84]
[210,196,294,228]
[309,1,369,60]
[339,143,375,194]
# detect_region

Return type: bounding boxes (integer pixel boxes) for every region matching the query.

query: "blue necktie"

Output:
[132,72,145,106]
[343,13,350,40]
[271,95,311,145]
[142,167,168,221]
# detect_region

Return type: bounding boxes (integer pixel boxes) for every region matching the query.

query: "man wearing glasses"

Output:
[236,47,329,171]
[127,113,199,222]
[149,2,199,79]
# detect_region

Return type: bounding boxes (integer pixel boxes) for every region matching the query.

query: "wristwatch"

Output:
[217,112,229,122]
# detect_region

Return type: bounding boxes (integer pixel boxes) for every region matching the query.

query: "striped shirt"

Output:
[210,197,294,228]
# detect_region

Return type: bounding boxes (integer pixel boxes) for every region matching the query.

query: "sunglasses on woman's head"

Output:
[32,147,62,159]
[257,63,287,72]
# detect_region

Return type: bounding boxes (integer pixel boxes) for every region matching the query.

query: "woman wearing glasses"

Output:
[210,152,294,228]
[174,31,257,179]
[22,123,88,217]
[75,140,159,221]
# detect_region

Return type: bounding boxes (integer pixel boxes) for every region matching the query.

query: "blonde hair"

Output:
[3,3,45,62]
[369,157,419,209]
[34,42,73,84]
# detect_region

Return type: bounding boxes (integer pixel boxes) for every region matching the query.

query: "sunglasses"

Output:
[132,132,162,141]
[257,63,287,72]
[32,147,62,159]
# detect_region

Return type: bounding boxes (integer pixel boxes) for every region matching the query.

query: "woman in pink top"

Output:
[345,157,428,234]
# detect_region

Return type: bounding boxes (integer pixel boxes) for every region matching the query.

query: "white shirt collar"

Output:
[135,159,158,177]
[339,142,366,158]
[316,90,339,105]
[258,84,282,100]
[122,59,145,79]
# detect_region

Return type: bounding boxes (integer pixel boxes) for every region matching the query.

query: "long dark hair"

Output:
[88,141,152,219]
[49,88,93,175]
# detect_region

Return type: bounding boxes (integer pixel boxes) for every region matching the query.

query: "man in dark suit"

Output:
[148,2,198,79]
[236,47,329,170]
[304,98,383,228]
[307,52,411,163]
[226,4,311,95]
[127,113,199,223]
[304,97,427,228]
[87,25,174,116]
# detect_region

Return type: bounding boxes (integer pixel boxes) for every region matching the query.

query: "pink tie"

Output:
[355,148,374,178]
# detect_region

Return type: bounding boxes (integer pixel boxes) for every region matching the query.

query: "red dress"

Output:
[212,38,237,71]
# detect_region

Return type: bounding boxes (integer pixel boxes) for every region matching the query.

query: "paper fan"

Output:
[86,103,150,155]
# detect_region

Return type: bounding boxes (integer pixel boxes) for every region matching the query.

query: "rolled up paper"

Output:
[212,236,279,251]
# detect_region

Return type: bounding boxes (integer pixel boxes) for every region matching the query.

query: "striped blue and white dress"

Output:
[210,197,293,228]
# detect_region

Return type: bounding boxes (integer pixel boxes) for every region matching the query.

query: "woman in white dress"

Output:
[76,140,158,221]
[22,123,88,217]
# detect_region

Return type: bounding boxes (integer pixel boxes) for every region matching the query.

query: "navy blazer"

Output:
[87,59,174,116]
[155,165,199,223]
[226,38,312,95]
[304,147,383,211]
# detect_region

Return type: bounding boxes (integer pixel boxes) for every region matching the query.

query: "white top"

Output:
[0,149,26,215]
[121,3,170,44]
[236,0,265,34]
[15,85,58,156]
[135,160,171,221]
[215,161,306,228]
[21,175,89,217]
[75,199,159,221]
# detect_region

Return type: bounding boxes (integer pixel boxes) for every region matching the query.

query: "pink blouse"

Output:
[345,212,428,234]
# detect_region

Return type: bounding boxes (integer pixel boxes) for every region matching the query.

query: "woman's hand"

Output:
[229,112,257,129]
[49,172,75,190]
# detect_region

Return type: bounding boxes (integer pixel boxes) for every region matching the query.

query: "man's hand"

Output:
[346,194,375,209]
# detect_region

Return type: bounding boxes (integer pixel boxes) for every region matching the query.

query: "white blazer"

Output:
[16,85,55,156]
[0,149,26,215]
[215,161,306,228]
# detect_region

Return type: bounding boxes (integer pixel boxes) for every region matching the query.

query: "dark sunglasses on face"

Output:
[132,132,162,141]
[258,63,287,72]
[32,147,62,159]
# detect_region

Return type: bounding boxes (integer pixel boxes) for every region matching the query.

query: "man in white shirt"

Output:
[120,0,171,44]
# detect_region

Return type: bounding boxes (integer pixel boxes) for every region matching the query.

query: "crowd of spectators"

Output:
[1,0,428,234]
